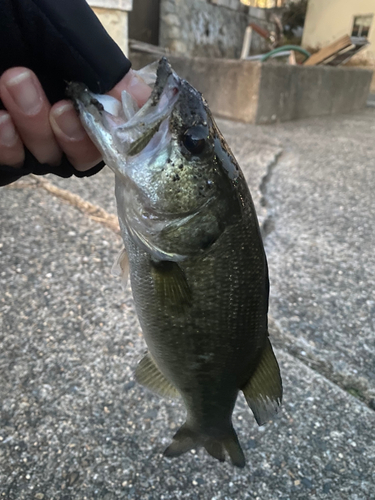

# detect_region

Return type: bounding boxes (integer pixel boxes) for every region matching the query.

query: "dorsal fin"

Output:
[242,338,282,425]
[135,352,179,399]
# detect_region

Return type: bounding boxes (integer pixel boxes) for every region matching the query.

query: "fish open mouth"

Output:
[67,57,181,171]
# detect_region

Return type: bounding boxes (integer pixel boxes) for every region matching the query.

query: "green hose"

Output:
[261,45,311,63]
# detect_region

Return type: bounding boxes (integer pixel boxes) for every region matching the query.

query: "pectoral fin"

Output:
[242,338,282,426]
[151,260,192,313]
[111,248,129,290]
[135,352,179,399]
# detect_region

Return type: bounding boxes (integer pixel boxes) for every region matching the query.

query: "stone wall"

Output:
[159,0,277,58]
[160,0,250,58]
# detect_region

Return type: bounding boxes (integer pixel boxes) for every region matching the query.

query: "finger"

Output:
[0,68,62,165]
[0,111,25,168]
[108,69,151,107]
[50,101,102,171]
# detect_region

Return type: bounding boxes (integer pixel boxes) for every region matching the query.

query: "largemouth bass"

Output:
[68,58,282,467]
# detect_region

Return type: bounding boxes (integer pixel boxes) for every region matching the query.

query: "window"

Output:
[352,14,373,38]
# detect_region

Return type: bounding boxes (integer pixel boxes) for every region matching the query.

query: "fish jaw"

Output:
[67,82,127,174]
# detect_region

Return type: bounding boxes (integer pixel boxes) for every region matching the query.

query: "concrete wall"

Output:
[302,0,375,63]
[255,64,372,123]
[131,52,372,123]
[88,0,132,55]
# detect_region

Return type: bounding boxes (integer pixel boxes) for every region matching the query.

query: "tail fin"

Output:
[163,423,246,468]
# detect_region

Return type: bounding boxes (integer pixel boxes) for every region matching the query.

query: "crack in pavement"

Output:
[257,153,375,411]
[259,150,283,239]
[269,316,375,411]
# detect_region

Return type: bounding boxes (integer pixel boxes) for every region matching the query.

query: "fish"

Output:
[67,57,282,468]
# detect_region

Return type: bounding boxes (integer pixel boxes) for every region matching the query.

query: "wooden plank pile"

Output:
[304,35,369,66]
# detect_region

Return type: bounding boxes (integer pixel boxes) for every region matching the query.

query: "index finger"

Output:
[0,68,62,165]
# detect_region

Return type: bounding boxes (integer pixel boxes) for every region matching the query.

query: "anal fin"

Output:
[135,352,179,399]
[242,338,282,426]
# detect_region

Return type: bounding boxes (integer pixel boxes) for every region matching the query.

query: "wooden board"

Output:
[129,39,169,56]
[304,35,352,66]
[327,37,369,66]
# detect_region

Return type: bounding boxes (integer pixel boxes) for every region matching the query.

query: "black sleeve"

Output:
[0,0,132,186]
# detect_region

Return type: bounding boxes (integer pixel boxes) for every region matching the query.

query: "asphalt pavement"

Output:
[0,109,374,499]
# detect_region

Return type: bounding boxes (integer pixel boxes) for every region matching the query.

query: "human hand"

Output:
[0,68,151,171]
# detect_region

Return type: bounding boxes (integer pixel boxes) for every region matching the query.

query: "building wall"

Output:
[87,0,132,56]
[92,7,129,55]
[302,0,375,63]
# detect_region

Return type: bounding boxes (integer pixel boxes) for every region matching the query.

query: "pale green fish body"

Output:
[68,58,282,467]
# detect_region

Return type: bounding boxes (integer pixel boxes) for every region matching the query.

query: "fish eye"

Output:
[182,126,207,155]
